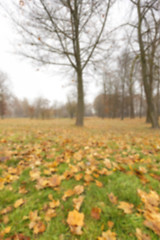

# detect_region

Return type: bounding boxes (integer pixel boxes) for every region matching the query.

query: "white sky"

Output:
[0,1,131,104]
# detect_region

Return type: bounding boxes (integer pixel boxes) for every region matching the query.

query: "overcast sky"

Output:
[0,1,131,104]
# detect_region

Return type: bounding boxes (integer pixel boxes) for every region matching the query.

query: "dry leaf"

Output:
[33,221,46,234]
[14,198,25,208]
[4,226,11,234]
[135,228,151,240]
[118,201,134,214]
[49,199,60,209]
[95,180,103,188]
[62,189,75,201]
[1,206,13,215]
[29,169,41,181]
[45,209,56,221]
[73,196,84,211]
[98,229,117,240]
[104,159,112,169]
[74,173,83,181]
[108,193,118,205]
[91,207,101,220]
[67,210,84,235]
[49,175,61,187]
[107,221,114,229]
[73,185,84,195]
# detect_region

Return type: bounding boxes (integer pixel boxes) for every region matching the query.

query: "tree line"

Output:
[0,67,149,120]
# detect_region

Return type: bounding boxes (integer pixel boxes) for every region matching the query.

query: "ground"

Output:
[0,118,160,240]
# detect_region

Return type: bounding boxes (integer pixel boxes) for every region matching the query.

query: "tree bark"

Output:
[76,69,84,126]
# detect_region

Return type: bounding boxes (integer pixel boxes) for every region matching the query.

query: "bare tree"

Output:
[130,0,160,128]
[0,71,11,119]
[4,0,114,126]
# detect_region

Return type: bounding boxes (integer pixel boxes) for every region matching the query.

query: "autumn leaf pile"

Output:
[0,118,160,239]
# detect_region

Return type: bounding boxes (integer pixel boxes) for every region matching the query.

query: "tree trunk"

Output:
[137,0,159,128]
[76,70,84,126]
[146,107,151,123]
[139,82,143,118]
[121,80,125,120]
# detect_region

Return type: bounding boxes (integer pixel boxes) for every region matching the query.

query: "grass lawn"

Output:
[0,118,160,239]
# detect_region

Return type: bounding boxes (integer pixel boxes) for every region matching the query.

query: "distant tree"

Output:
[0,71,10,119]
[33,97,52,119]
[66,97,77,119]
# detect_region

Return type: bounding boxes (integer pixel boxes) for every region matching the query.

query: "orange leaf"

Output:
[95,180,103,188]
[91,207,101,220]
[33,221,46,234]
[107,221,114,229]
[67,210,84,227]
[67,210,85,234]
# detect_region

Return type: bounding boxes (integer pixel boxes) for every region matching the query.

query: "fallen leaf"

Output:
[1,206,13,215]
[33,221,46,234]
[62,189,75,201]
[108,193,118,205]
[14,198,25,208]
[135,228,151,240]
[67,210,84,235]
[91,207,101,220]
[73,185,84,195]
[45,209,56,221]
[98,229,117,240]
[118,201,134,214]
[73,196,84,211]
[107,221,114,229]
[95,180,103,188]
[49,175,61,188]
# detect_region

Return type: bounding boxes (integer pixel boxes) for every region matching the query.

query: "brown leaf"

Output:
[62,189,75,201]
[29,169,41,181]
[108,193,118,205]
[44,209,56,222]
[73,196,84,211]
[98,230,117,240]
[144,215,160,236]
[91,207,101,220]
[74,173,83,181]
[49,175,61,188]
[49,199,60,208]
[73,185,84,195]
[95,180,103,188]
[118,201,134,214]
[135,228,151,240]
[33,221,46,234]
[1,206,13,215]
[104,159,112,169]
[14,198,25,208]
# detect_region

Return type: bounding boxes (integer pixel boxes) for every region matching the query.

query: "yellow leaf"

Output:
[14,198,25,208]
